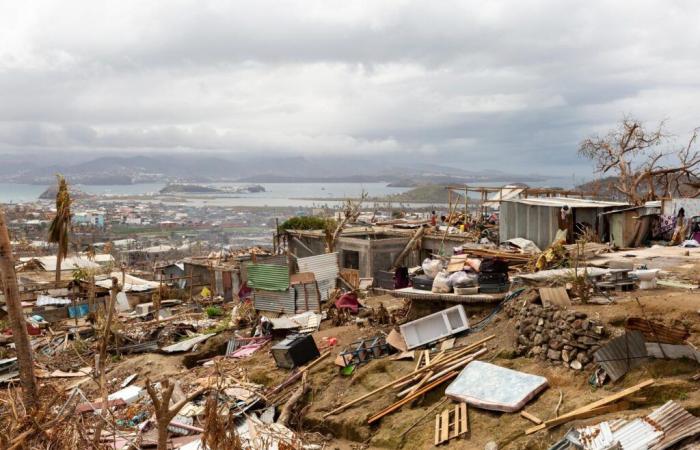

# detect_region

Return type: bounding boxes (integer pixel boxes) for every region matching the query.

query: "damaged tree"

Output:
[47,175,72,282]
[579,118,700,204]
[325,190,368,252]
[145,378,206,450]
[0,208,39,410]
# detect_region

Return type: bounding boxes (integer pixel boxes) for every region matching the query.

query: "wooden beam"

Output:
[525,379,654,434]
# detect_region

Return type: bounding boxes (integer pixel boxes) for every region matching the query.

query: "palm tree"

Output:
[0,208,38,409]
[48,175,71,282]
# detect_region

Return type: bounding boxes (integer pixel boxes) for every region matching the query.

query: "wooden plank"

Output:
[459,403,468,435]
[520,410,543,425]
[525,379,654,434]
[434,413,441,446]
[367,372,458,424]
[440,409,450,443]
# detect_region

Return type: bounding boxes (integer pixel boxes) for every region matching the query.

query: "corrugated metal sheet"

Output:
[576,402,700,450]
[296,253,339,302]
[161,333,216,353]
[253,283,321,315]
[594,331,648,382]
[625,318,690,345]
[648,401,700,450]
[246,264,290,291]
[613,418,663,450]
[255,254,288,266]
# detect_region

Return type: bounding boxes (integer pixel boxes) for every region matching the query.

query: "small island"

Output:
[160,184,224,194]
[159,183,266,195]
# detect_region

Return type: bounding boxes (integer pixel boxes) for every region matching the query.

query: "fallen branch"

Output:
[278,372,309,426]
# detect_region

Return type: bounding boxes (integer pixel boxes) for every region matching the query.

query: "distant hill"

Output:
[5,153,550,187]
[576,175,700,200]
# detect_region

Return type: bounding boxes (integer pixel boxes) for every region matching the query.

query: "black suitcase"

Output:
[411,274,434,291]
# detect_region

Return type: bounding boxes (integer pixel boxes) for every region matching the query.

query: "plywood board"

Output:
[539,287,571,308]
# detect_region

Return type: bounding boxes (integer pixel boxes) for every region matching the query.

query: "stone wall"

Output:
[504,301,608,370]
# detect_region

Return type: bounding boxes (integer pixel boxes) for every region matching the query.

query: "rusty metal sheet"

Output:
[625,317,690,345]
[649,401,700,450]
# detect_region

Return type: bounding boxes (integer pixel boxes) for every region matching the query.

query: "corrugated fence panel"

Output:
[253,285,320,315]
[297,253,339,302]
[255,254,289,266]
[246,264,290,291]
[253,289,296,315]
[593,331,647,382]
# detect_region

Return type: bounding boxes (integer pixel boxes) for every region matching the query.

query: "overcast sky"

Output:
[2,0,700,177]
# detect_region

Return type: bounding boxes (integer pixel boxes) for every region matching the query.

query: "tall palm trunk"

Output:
[0,209,38,409]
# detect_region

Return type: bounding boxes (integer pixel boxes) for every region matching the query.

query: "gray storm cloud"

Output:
[1,0,700,174]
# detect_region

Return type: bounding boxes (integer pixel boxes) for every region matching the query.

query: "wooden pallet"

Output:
[434,402,468,445]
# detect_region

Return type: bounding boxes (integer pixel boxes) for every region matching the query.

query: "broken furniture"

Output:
[400,305,469,350]
[271,334,320,369]
[435,402,469,445]
[338,336,392,368]
[445,361,548,412]
[595,269,635,292]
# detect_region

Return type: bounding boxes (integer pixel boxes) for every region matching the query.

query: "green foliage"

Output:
[279,216,336,232]
[205,306,224,318]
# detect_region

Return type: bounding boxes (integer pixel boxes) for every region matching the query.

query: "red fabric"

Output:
[335,292,360,313]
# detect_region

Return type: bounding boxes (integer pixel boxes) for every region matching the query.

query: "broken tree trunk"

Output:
[278,371,308,426]
[0,208,38,410]
[391,226,425,270]
[146,378,207,450]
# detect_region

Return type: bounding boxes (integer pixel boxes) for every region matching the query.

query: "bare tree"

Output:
[145,378,206,450]
[578,118,700,204]
[0,208,38,409]
[325,190,368,252]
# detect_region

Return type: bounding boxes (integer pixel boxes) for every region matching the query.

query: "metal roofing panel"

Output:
[503,197,627,208]
[593,331,648,382]
[254,254,288,266]
[613,418,663,450]
[246,264,290,291]
[161,333,216,353]
[648,401,700,450]
[253,283,320,314]
[253,289,296,315]
[296,253,339,302]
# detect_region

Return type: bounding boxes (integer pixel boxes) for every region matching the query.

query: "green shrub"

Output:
[278,216,336,232]
[205,306,224,318]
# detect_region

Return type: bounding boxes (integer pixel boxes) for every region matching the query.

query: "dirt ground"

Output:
[55,257,700,450]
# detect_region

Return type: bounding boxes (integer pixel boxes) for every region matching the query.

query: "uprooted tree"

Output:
[578,118,700,204]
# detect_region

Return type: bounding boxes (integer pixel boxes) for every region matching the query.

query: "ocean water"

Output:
[0,182,412,206]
